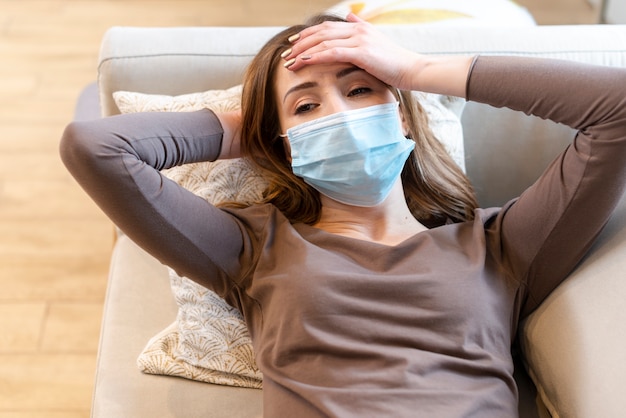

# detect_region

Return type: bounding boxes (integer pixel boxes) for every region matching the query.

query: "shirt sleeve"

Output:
[466,56,626,317]
[60,109,249,300]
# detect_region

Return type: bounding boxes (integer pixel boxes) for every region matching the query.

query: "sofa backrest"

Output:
[98,24,626,206]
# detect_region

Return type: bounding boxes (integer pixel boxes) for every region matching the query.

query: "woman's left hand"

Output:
[283,13,474,98]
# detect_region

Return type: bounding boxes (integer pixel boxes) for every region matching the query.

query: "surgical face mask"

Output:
[284,102,415,207]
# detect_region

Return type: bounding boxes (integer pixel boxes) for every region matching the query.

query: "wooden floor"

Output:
[0,0,600,416]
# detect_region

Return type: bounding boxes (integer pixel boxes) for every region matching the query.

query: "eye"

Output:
[294,102,318,115]
[348,86,372,97]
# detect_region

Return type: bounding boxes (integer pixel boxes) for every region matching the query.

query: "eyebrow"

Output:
[282,66,365,103]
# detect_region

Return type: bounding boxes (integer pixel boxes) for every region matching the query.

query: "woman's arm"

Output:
[467,56,626,316]
[60,109,248,297]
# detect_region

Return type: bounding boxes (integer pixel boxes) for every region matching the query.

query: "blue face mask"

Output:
[285,102,415,207]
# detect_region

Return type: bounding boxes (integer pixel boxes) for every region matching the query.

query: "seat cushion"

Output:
[92,235,263,418]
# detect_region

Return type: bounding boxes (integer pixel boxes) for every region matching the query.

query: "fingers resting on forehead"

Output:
[282,13,366,71]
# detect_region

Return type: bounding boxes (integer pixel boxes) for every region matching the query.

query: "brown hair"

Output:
[240,14,477,228]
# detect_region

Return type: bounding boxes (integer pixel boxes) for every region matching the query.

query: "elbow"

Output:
[59,120,108,183]
[59,121,83,172]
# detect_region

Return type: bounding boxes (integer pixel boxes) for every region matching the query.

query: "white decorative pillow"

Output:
[416,92,465,171]
[113,84,466,388]
[114,86,265,389]
[114,85,244,114]
[328,0,536,26]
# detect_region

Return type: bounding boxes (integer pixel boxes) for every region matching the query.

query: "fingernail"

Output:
[283,58,296,68]
[288,33,300,43]
[280,48,292,59]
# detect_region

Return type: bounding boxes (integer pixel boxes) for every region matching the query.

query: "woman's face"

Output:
[274,62,400,136]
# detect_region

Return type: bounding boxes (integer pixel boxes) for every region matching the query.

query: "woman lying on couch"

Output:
[61,13,626,418]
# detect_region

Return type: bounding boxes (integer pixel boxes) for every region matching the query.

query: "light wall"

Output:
[604,0,626,23]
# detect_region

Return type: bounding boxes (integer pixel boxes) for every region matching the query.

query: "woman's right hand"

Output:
[283,13,475,98]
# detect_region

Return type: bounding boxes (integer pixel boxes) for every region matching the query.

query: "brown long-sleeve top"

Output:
[60,56,626,417]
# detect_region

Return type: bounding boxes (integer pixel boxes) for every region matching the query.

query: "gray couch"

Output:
[89,24,626,417]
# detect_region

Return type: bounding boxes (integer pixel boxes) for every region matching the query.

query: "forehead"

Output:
[274,63,365,98]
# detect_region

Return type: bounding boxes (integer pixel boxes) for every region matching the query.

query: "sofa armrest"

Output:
[520,192,626,417]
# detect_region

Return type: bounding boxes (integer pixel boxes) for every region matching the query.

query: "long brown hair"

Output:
[240,14,477,228]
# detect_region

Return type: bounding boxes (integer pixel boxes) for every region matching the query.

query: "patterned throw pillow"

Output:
[115,86,265,388]
[113,85,467,388]
[328,0,535,26]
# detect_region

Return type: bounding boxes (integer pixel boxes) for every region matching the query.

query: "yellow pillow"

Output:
[328,0,535,26]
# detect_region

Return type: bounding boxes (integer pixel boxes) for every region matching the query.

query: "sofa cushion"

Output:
[92,234,263,417]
